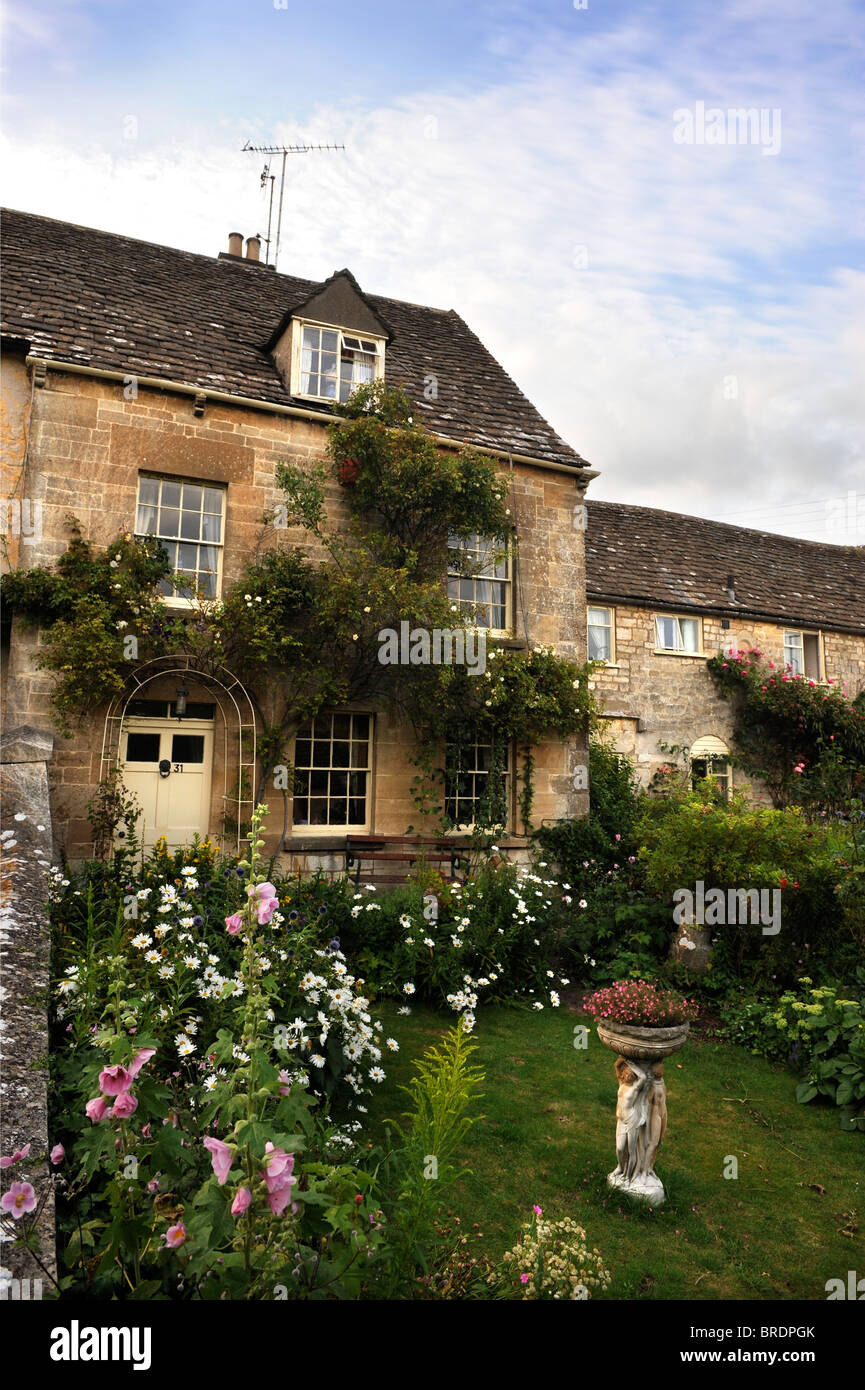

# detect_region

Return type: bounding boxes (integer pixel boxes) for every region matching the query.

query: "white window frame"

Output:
[587,605,615,664]
[135,473,226,608]
[290,711,372,835]
[654,612,703,655]
[447,534,513,636]
[444,737,512,832]
[290,318,385,404]
[689,738,733,801]
[783,629,823,680]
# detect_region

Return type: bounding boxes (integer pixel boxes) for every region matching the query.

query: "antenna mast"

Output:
[241,141,345,270]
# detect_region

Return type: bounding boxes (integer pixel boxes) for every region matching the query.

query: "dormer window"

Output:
[293,321,384,403]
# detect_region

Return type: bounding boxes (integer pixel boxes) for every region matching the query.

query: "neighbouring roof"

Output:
[586,500,865,635]
[0,207,589,470]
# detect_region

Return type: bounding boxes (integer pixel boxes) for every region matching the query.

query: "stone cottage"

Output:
[585,499,865,794]
[1,208,596,868]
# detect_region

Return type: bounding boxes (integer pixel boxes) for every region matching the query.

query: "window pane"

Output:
[161,481,181,509]
[588,626,611,661]
[803,634,820,678]
[138,476,159,506]
[181,483,202,512]
[180,510,201,540]
[201,513,222,542]
[588,607,610,627]
[178,542,198,570]
[656,616,676,648]
[321,329,339,352]
[126,733,161,762]
[309,799,328,825]
[137,503,157,535]
[160,508,180,538]
[203,487,223,514]
[302,326,319,347]
[294,739,312,767]
[680,619,699,652]
[330,771,348,797]
[172,734,204,763]
[331,741,350,768]
[199,545,219,573]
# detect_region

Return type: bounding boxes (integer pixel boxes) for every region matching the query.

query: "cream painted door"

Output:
[121,718,214,850]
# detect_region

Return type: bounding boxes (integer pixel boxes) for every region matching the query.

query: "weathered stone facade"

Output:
[2,356,591,866]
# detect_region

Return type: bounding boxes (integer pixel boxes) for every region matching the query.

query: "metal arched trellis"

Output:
[99,656,257,854]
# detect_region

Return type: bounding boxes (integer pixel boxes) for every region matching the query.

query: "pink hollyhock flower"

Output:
[1,1182,37,1219]
[85,1096,109,1123]
[257,896,279,925]
[203,1136,233,1185]
[162,1222,187,1248]
[141,1123,151,1139]
[50,1144,65,1166]
[251,881,277,900]
[225,912,244,935]
[112,1091,139,1119]
[261,1142,296,1216]
[231,1187,252,1217]
[98,1065,133,1096]
[0,1144,31,1168]
[128,1048,156,1078]
[277,1070,292,1097]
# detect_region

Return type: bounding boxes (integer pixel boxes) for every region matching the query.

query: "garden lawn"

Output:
[360,1003,864,1300]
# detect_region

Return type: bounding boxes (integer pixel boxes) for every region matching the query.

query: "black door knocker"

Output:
[158,759,171,778]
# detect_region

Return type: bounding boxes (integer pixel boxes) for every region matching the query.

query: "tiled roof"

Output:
[586,500,865,634]
[0,207,589,470]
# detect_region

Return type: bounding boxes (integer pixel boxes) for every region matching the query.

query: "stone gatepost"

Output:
[0,725,58,1297]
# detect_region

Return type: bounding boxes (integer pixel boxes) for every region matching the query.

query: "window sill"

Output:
[652,649,709,660]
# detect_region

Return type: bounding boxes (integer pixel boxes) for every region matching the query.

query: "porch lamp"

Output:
[175,683,189,720]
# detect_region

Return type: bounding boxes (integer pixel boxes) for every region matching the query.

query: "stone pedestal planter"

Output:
[595,1020,690,1206]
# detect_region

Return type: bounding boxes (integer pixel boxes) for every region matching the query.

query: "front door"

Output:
[121,717,214,850]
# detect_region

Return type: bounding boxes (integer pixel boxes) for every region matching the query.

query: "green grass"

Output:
[359,1003,864,1300]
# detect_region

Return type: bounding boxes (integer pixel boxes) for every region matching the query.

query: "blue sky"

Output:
[3,0,864,541]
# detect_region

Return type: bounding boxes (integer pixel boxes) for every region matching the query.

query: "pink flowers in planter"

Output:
[582,979,699,1027]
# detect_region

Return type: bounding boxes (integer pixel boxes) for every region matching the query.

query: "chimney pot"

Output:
[227,231,243,257]
[245,235,261,262]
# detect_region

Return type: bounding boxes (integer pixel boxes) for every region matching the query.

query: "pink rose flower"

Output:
[162,1222,187,1248]
[203,1136,233,1185]
[231,1187,252,1217]
[1,1181,36,1219]
[85,1096,109,1123]
[98,1065,133,1096]
[128,1048,156,1078]
[50,1144,65,1166]
[224,912,244,935]
[112,1091,139,1119]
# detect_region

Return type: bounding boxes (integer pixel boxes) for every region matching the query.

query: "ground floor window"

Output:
[292,712,371,830]
[444,736,511,830]
[689,735,732,800]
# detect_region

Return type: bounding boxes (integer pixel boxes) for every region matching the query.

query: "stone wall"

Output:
[2,364,590,864]
[0,726,57,1294]
[591,603,865,791]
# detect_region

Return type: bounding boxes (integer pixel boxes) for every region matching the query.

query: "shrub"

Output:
[723,979,865,1131]
[498,1209,611,1300]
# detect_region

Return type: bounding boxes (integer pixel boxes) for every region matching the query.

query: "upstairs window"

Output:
[784,630,822,679]
[295,322,384,403]
[655,613,701,654]
[291,712,371,832]
[447,534,512,634]
[588,606,615,662]
[135,475,225,602]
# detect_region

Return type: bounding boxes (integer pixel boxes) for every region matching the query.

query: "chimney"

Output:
[227,231,243,257]
[245,235,261,262]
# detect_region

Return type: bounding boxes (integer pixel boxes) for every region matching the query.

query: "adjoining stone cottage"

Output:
[1,208,596,871]
[585,499,865,794]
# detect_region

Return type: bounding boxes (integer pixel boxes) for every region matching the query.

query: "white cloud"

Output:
[1,5,862,543]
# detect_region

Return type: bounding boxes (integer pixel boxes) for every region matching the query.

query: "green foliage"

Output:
[380,1020,484,1292]
[707,647,865,808]
[723,980,865,1130]
[538,734,642,894]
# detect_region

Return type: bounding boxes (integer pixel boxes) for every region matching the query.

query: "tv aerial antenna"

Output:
[241,141,345,270]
